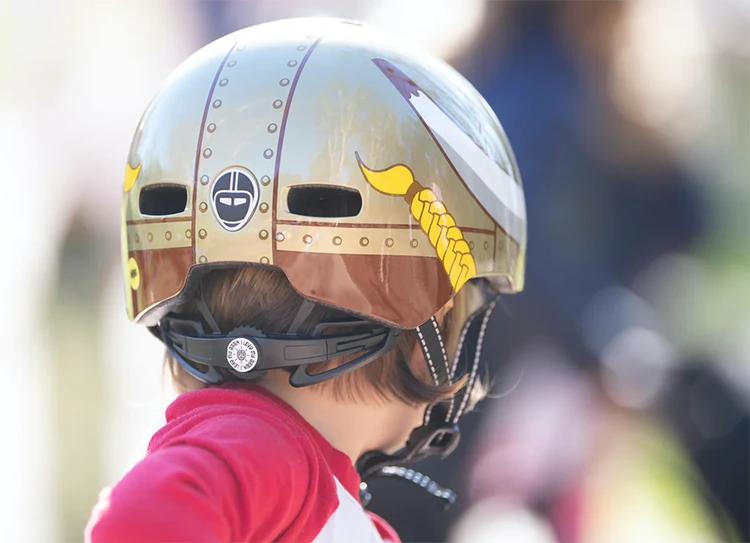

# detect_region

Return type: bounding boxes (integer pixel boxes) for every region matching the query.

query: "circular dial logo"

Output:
[226,337,259,373]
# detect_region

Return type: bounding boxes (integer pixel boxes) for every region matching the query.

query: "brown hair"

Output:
[165,266,485,407]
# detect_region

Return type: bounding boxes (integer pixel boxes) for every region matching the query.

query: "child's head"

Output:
[166,266,484,409]
[122,18,527,468]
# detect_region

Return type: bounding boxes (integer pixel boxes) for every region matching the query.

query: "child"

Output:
[88,17,526,543]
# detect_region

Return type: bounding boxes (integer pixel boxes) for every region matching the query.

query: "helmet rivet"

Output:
[469,241,475,250]
[203,148,212,158]
[185,229,192,239]
[267,123,278,133]
[198,229,207,239]
[263,149,274,159]
[199,255,208,263]
[219,78,229,87]
[199,202,208,213]
[385,237,394,247]
[236,44,246,51]
[212,100,222,109]
[259,229,269,240]
[287,60,298,67]
[259,203,269,213]
[279,78,290,87]
[134,234,140,243]
[410,239,418,248]
[165,231,172,240]
[227,60,237,67]
[360,237,369,247]
[484,240,490,250]
[297,45,307,51]
[200,175,210,185]
[275,232,285,242]
[303,234,313,245]
[147,233,154,242]
[272,99,283,109]
[260,256,270,264]
[260,175,271,186]
[207,123,217,133]
[333,236,342,246]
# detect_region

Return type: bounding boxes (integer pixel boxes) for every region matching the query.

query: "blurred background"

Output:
[0,0,747,541]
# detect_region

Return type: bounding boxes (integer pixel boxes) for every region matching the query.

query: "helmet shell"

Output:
[123,18,526,328]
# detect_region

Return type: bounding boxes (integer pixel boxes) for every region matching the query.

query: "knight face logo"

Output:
[226,337,259,373]
[211,168,259,231]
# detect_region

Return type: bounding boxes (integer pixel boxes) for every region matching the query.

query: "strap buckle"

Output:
[405,421,461,462]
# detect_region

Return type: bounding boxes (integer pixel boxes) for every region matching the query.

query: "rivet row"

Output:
[198,42,310,207]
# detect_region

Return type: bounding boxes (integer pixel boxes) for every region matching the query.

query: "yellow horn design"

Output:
[124,162,141,193]
[356,154,477,292]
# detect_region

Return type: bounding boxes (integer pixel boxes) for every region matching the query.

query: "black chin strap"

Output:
[357,297,500,509]
[417,315,450,425]
[446,297,499,423]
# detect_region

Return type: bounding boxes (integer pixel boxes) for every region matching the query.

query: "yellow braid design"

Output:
[356,155,477,292]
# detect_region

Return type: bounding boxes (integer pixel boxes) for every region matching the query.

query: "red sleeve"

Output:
[87,415,313,542]
[367,512,402,543]
[87,445,234,542]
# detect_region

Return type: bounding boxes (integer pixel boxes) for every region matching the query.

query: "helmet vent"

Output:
[287,185,362,218]
[139,184,188,216]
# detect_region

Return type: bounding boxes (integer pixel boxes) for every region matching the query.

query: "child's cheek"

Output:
[386,403,429,453]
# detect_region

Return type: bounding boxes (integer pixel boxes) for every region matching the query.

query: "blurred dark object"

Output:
[660,362,750,541]
[366,409,486,541]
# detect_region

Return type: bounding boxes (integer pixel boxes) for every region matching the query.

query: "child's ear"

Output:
[407,340,427,377]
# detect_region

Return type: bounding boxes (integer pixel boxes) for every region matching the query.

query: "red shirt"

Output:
[86,383,400,543]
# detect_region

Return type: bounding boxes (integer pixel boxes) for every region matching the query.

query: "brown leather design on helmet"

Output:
[129,248,193,317]
[275,251,453,328]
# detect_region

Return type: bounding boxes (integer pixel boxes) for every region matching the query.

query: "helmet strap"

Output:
[151,285,402,387]
[356,297,500,508]
[287,299,317,335]
[195,280,222,335]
